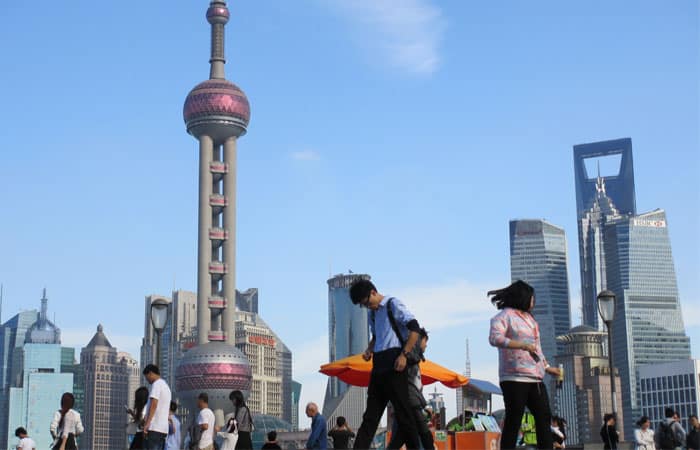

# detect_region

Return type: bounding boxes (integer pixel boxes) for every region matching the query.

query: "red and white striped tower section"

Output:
[176,0,252,418]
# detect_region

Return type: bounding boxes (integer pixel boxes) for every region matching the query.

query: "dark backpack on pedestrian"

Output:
[657,421,679,450]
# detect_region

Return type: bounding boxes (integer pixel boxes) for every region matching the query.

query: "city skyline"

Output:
[1,0,697,425]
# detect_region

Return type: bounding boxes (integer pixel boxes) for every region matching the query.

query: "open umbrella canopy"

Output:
[319,353,468,388]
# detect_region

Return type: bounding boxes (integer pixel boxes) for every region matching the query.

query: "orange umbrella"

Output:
[319,353,468,388]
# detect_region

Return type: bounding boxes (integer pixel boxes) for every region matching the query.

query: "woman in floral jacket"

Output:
[488,280,561,450]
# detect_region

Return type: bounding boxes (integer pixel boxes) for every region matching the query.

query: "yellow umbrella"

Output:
[320,353,468,388]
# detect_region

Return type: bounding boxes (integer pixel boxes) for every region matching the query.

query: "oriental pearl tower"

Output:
[175,0,252,419]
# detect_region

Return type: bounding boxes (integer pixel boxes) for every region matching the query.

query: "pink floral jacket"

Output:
[489,307,547,381]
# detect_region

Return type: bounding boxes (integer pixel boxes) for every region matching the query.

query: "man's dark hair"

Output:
[143,364,160,376]
[336,416,346,427]
[14,427,27,437]
[349,279,376,305]
[665,407,675,418]
[170,401,178,413]
[267,431,277,442]
[488,280,534,311]
[419,328,429,340]
[198,392,209,403]
[603,413,614,423]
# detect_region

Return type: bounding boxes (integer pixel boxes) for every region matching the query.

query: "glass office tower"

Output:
[510,219,572,366]
[323,273,371,430]
[574,138,636,330]
[604,209,691,438]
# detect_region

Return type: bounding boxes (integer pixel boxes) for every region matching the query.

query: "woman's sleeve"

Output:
[75,412,85,435]
[489,313,510,348]
[50,411,59,437]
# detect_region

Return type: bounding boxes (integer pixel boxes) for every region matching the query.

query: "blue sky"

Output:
[1,0,698,424]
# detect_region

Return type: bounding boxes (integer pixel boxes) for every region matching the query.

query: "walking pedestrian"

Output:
[348,279,428,450]
[196,393,215,450]
[328,417,355,450]
[128,386,150,449]
[634,416,655,450]
[305,403,327,450]
[14,427,36,450]
[656,408,685,450]
[143,364,172,450]
[261,431,282,450]
[50,392,84,450]
[227,390,254,450]
[601,414,619,450]
[165,401,181,450]
[488,280,560,450]
[687,415,699,450]
[388,328,433,450]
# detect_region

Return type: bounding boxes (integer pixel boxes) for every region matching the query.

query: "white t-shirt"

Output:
[147,378,172,434]
[197,407,216,449]
[18,437,36,450]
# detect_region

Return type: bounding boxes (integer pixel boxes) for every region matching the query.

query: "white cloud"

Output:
[291,150,320,161]
[392,279,495,331]
[324,0,445,75]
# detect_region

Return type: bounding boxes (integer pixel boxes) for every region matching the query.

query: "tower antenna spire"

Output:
[207,1,230,79]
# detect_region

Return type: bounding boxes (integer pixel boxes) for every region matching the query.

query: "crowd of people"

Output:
[10,277,700,450]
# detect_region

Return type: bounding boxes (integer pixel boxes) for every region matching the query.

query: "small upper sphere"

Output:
[206,3,230,25]
[183,79,250,140]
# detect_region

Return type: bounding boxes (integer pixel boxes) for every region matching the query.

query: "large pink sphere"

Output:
[183,79,250,141]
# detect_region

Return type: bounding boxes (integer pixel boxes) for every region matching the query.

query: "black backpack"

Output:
[657,421,679,450]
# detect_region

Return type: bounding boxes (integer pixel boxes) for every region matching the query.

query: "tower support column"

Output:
[222,137,237,345]
[197,135,214,345]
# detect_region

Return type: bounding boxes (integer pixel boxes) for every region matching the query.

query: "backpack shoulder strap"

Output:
[386,298,405,347]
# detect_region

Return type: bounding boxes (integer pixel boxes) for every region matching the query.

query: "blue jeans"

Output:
[144,431,167,450]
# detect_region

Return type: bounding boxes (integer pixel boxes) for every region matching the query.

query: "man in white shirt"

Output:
[14,427,36,450]
[143,364,172,450]
[197,393,216,450]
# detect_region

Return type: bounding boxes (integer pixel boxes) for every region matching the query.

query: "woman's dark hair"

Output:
[59,392,75,428]
[228,390,250,432]
[132,387,149,423]
[337,416,346,427]
[349,279,377,305]
[488,280,534,311]
[267,431,277,442]
[603,413,615,423]
[636,416,650,427]
[419,328,429,340]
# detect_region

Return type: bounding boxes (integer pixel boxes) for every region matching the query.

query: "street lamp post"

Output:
[597,290,617,419]
[150,298,169,368]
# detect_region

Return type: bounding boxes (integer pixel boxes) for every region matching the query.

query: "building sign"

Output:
[248,335,276,347]
[633,218,666,228]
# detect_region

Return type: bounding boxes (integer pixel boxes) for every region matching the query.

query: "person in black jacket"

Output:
[687,415,699,450]
[601,414,619,450]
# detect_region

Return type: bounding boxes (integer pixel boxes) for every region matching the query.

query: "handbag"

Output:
[217,418,238,450]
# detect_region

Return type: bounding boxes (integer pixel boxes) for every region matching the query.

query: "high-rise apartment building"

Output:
[323,273,371,430]
[638,359,699,434]
[61,347,84,414]
[81,325,139,450]
[574,138,635,330]
[510,219,571,366]
[456,338,471,417]
[603,209,691,437]
[554,326,624,445]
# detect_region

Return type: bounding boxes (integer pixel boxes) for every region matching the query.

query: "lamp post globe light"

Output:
[597,290,617,419]
[150,298,169,368]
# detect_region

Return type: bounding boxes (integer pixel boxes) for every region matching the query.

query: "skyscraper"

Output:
[573,138,635,330]
[456,338,471,417]
[572,138,690,439]
[0,308,38,448]
[140,290,199,388]
[604,209,691,438]
[80,325,139,450]
[5,291,72,450]
[175,0,253,422]
[509,219,571,365]
[323,273,371,430]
